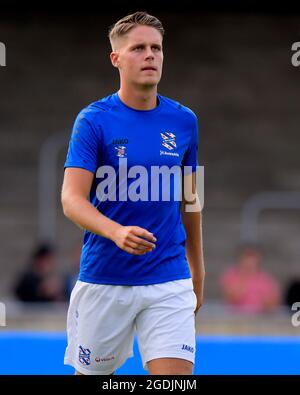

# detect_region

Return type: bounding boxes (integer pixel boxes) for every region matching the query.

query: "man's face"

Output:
[111,25,163,88]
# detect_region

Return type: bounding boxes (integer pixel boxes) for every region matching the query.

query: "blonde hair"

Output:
[108,11,164,49]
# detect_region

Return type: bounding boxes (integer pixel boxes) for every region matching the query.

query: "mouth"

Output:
[141,66,157,71]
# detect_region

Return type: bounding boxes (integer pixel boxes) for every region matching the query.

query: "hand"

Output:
[192,277,204,315]
[111,225,157,255]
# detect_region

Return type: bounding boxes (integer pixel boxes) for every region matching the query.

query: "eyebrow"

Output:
[130,43,162,49]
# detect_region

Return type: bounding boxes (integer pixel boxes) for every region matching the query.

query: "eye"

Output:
[133,46,143,51]
[152,46,161,51]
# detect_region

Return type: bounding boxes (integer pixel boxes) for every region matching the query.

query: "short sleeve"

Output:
[64,111,101,174]
[181,112,199,175]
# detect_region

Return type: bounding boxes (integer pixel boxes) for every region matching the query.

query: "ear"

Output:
[110,51,120,68]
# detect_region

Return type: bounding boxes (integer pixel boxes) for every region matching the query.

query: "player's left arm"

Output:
[180,171,205,314]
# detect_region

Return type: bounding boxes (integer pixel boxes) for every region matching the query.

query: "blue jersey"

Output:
[64,92,199,285]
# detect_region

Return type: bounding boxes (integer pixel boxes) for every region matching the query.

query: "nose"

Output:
[145,47,154,60]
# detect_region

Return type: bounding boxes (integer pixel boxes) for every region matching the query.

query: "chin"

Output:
[139,77,160,86]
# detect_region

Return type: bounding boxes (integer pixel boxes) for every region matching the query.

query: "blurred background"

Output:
[1,2,300,374]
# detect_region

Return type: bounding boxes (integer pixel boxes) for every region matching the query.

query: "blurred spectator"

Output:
[284,278,300,308]
[219,245,281,313]
[14,244,65,302]
[64,241,81,299]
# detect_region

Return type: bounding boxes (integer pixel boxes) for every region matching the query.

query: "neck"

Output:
[118,84,158,110]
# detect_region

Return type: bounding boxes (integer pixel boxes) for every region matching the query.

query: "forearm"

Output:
[62,195,121,240]
[181,209,205,280]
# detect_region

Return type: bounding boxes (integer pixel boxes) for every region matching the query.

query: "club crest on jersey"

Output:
[115,145,127,158]
[79,345,91,365]
[160,131,176,151]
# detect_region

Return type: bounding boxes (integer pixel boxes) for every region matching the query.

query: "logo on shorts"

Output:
[182,344,194,353]
[79,345,91,365]
[95,356,115,363]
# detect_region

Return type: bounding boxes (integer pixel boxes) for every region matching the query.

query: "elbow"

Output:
[61,192,86,221]
[61,193,72,219]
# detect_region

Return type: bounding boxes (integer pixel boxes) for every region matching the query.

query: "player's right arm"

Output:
[61,167,156,256]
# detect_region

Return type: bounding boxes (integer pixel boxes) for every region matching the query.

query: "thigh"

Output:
[136,278,197,374]
[65,281,136,375]
[147,357,193,375]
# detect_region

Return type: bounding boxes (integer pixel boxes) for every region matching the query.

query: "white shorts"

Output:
[64,278,197,375]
